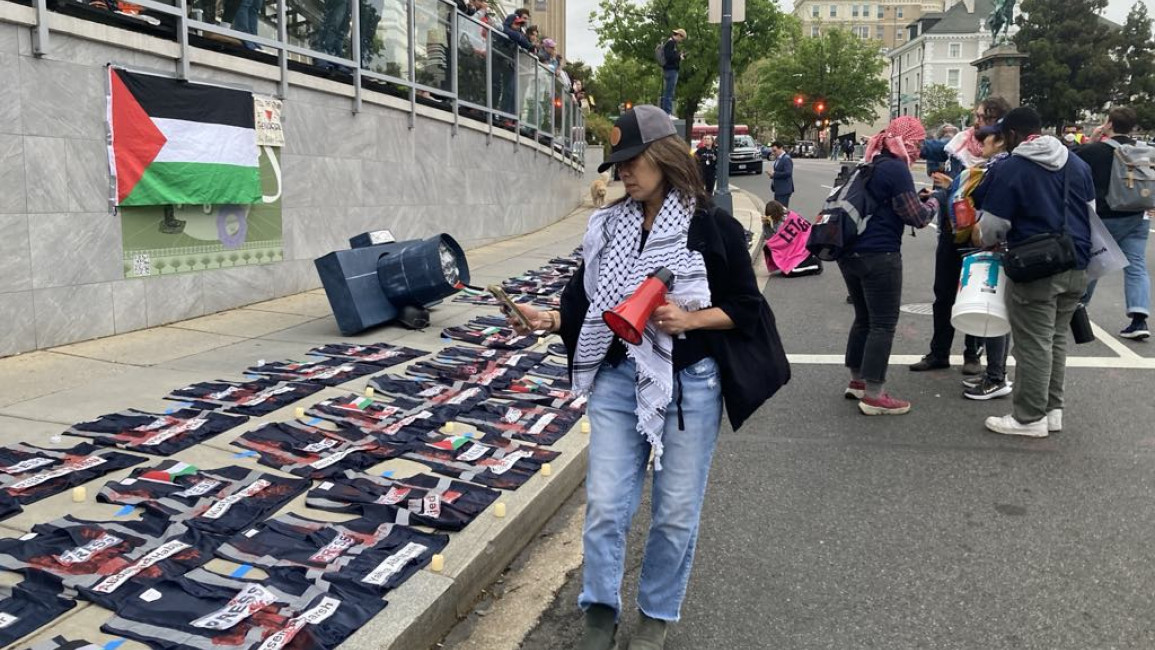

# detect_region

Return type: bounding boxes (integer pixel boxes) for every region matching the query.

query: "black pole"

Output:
[714,0,734,214]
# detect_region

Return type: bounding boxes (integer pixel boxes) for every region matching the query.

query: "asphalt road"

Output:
[517,158,1155,650]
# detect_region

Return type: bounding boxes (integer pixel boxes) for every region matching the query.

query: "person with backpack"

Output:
[1075,106,1154,340]
[976,107,1095,438]
[657,29,686,116]
[837,116,937,415]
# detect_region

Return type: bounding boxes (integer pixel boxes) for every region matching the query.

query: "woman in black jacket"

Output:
[507,105,788,650]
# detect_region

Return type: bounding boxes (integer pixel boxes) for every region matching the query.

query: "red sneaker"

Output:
[845,380,866,400]
[858,393,912,415]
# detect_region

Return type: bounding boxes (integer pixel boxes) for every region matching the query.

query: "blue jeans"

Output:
[579,357,723,621]
[231,0,260,48]
[661,68,678,115]
[1082,214,1151,318]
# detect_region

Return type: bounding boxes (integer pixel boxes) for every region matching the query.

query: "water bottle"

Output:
[1070,303,1094,344]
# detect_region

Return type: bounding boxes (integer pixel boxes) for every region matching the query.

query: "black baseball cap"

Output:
[597,105,677,172]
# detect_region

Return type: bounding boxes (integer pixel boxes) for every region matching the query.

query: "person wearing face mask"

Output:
[505,105,788,650]
[840,116,938,416]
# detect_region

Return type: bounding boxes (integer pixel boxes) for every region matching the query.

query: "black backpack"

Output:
[806,163,876,261]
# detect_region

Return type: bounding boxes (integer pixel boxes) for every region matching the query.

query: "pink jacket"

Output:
[763,211,813,273]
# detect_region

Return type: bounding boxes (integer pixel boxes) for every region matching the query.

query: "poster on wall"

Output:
[120,147,283,278]
[108,66,284,278]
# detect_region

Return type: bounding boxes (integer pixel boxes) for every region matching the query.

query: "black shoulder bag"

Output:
[1002,162,1078,283]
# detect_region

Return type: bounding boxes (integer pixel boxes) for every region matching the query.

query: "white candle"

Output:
[71,486,86,502]
[494,502,506,518]
[430,554,444,572]
[541,463,552,476]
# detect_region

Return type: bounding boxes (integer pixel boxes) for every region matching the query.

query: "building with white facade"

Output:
[888,0,994,119]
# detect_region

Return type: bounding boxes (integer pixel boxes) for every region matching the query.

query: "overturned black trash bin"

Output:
[315,231,470,335]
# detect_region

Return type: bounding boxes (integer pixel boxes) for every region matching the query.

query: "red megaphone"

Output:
[602,267,675,345]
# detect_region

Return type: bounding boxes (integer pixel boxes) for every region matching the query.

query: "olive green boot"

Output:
[627,612,668,650]
[576,604,618,650]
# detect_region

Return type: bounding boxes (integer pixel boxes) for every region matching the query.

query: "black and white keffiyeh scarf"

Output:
[572,190,712,469]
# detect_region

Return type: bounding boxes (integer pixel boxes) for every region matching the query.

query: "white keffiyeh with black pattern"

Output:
[572,190,711,469]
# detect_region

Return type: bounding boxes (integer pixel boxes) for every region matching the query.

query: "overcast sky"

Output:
[566,0,1154,69]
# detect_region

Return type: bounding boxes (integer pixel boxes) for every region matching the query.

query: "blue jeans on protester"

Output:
[661,68,678,115]
[1082,213,1151,317]
[231,0,260,48]
[579,357,723,621]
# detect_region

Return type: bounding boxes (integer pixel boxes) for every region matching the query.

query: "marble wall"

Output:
[0,19,585,357]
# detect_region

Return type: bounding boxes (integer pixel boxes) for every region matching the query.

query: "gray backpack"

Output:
[655,41,667,67]
[1105,139,1155,212]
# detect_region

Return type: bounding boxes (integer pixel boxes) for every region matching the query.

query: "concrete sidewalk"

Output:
[0,184,764,649]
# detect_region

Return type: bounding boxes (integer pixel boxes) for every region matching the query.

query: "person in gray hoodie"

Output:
[976,108,1094,438]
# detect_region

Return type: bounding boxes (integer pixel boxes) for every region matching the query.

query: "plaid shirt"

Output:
[893,191,938,228]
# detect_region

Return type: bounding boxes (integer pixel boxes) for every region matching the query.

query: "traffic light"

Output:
[815,101,826,114]
[793,95,804,107]
[624,101,633,110]
[554,98,562,108]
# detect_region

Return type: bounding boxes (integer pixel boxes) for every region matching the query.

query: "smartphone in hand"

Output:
[488,285,532,330]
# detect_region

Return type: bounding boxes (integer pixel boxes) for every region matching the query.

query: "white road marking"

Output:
[1089,321,1143,359]
[785,353,1155,370]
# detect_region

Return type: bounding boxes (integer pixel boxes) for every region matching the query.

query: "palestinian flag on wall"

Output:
[108,67,261,207]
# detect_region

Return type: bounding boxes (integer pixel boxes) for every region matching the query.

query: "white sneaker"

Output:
[1046,409,1062,432]
[985,414,1048,438]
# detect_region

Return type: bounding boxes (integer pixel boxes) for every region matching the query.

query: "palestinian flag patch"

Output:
[108,67,261,207]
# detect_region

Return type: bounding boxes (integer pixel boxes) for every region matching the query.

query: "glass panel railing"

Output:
[553,75,564,139]
[455,12,489,107]
[361,0,408,77]
[535,64,551,134]
[282,0,352,66]
[413,0,451,93]
[489,29,517,117]
[517,50,537,127]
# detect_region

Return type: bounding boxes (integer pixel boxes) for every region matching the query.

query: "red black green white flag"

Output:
[108,67,261,207]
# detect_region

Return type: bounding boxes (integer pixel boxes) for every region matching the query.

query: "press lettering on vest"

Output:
[0,612,18,628]
[55,533,123,565]
[174,479,223,498]
[90,540,192,593]
[361,542,429,585]
[302,438,340,453]
[490,450,532,475]
[141,418,207,446]
[0,456,56,474]
[200,479,271,519]
[189,584,278,629]
[456,443,490,462]
[10,456,107,491]
[309,447,359,470]
[376,486,411,505]
[309,533,356,563]
[528,413,556,435]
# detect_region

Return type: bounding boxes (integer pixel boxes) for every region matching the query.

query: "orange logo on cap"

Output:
[610,127,622,146]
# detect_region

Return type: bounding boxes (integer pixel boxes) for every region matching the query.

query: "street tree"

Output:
[745,26,888,140]
[921,83,971,128]
[1015,0,1120,127]
[1112,1,1155,130]
[589,0,787,135]
[589,53,663,117]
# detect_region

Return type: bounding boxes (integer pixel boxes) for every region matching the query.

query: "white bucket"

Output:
[951,252,1011,337]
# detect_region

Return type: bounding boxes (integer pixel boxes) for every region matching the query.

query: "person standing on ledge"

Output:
[659,29,686,116]
[506,105,789,650]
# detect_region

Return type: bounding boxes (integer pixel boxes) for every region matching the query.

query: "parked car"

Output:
[730,134,763,175]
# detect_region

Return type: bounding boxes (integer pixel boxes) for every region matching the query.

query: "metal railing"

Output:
[16,0,585,163]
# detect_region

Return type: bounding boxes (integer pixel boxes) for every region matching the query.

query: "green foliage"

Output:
[585,112,614,147]
[744,26,888,139]
[921,84,971,128]
[1015,0,1121,127]
[588,0,787,127]
[590,53,664,116]
[1113,1,1155,130]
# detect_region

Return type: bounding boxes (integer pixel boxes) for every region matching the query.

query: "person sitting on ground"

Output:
[761,200,822,277]
[911,96,1011,376]
[841,116,937,416]
[976,107,1094,438]
[1075,106,1151,340]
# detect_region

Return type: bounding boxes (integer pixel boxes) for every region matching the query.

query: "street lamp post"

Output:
[714,0,735,214]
